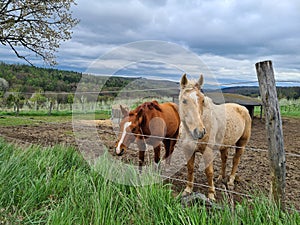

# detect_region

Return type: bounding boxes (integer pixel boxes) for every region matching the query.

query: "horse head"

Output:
[179,73,207,140]
[115,105,144,156]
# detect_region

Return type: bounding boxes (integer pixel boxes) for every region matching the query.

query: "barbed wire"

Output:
[159,174,253,198]
[0,114,299,158]
[159,174,300,213]
[109,128,300,158]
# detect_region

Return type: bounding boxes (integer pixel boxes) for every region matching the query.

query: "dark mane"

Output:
[134,100,162,113]
[145,100,162,111]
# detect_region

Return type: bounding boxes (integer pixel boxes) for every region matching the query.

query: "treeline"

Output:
[0,62,137,94]
[222,86,300,100]
[0,62,138,114]
[0,62,82,93]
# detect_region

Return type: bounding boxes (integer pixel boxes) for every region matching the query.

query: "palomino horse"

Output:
[115,100,180,169]
[179,74,251,200]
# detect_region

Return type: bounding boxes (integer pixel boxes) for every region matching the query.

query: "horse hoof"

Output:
[182,190,192,197]
[227,182,234,190]
[217,175,224,183]
[208,193,216,201]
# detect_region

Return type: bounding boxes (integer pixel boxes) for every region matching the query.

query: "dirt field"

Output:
[0,117,299,210]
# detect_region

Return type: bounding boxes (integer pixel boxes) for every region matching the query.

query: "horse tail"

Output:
[237,108,252,146]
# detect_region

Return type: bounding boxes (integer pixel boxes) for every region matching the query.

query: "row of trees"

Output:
[0,64,141,115]
[1,90,75,115]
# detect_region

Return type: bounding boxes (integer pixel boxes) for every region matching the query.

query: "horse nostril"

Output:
[193,128,200,139]
[192,128,206,140]
[119,148,125,156]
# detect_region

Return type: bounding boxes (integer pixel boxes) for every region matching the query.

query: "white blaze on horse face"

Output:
[116,121,132,154]
[189,91,198,106]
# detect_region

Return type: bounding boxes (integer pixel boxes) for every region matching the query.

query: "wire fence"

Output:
[0,130,299,213]
[1,79,300,95]
[1,80,300,211]
[0,125,300,212]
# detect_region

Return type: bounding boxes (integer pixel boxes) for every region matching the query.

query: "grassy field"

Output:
[254,105,300,118]
[0,139,299,224]
[0,110,110,126]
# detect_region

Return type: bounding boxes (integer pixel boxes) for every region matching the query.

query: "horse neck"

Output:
[203,96,215,111]
[203,96,221,122]
[203,96,227,134]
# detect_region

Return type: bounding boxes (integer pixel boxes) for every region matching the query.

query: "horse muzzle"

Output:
[192,127,206,140]
[115,143,126,156]
[116,148,125,156]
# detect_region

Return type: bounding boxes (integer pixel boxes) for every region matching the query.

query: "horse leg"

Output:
[217,148,228,181]
[183,152,195,196]
[203,148,215,200]
[153,144,161,170]
[138,151,145,173]
[165,129,179,165]
[137,139,146,172]
[167,139,177,165]
[163,139,170,165]
[228,145,245,189]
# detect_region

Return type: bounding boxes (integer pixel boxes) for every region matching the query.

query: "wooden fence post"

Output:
[255,60,286,210]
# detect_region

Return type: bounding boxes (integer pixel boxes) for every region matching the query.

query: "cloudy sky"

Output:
[2,0,300,86]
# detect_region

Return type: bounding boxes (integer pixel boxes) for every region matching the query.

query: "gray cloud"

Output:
[1,0,300,85]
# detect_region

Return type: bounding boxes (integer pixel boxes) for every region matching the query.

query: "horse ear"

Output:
[196,74,204,89]
[180,73,188,88]
[120,105,129,117]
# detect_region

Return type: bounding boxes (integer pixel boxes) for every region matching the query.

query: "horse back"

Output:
[223,103,252,146]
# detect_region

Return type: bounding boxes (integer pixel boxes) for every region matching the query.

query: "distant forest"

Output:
[0,62,299,101]
[222,86,300,100]
[0,62,136,94]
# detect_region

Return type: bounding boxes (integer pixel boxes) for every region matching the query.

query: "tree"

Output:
[0,78,9,108]
[67,93,74,110]
[30,89,47,111]
[0,0,79,65]
[5,89,26,115]
[0,77,9,97]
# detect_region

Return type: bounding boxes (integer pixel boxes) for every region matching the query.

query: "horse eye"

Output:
[182,99,187,104]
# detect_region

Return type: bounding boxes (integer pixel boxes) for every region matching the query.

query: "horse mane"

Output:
[146,100,162,111]
[129,100,162,117]
[204,96,214,106]
[137,100,162,112]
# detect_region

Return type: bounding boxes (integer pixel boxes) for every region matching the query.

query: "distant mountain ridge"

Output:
[0,62,299,100]
[221,86,300,99]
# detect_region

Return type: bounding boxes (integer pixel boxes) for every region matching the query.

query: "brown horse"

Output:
[115,100,180,169]
[179,74,252,200]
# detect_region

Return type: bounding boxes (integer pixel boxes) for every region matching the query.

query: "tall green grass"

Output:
[0,139,299,224]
